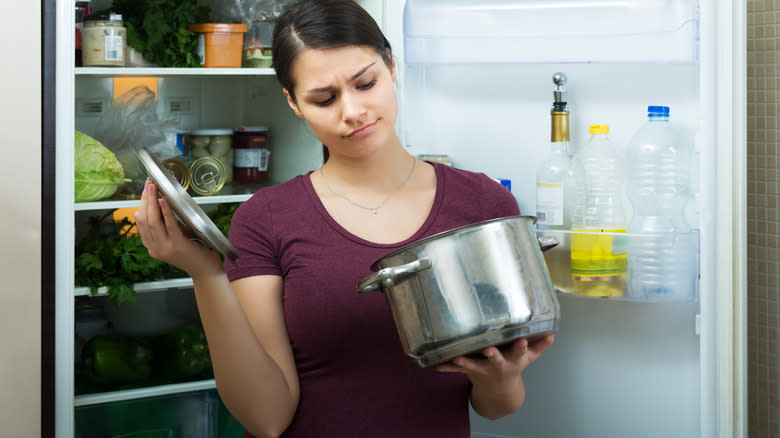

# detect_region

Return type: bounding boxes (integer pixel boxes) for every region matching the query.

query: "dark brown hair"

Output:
[272,0,394,162]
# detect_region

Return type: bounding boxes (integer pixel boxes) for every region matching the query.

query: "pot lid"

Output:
[134,147,239,262]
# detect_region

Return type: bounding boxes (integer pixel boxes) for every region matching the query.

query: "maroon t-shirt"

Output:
[225,162,521,437]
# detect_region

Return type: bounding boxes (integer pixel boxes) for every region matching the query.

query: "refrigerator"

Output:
[381,0,747,437]
[52,0,746,437]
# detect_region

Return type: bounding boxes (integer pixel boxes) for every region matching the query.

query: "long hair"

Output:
[272,0,393,162]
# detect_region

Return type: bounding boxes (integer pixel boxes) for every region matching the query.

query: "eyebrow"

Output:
[304,61,377,94]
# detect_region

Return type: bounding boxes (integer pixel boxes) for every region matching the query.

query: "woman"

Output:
[135,0,554,436]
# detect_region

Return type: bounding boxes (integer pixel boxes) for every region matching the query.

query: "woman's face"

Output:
[285,45,398,159]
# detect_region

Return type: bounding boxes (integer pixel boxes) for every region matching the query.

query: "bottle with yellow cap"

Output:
[569,124,628,297]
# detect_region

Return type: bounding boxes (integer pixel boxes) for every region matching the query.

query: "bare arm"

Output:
[134,181,299,437]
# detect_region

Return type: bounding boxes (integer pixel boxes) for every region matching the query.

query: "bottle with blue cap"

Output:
[625,105,696,300]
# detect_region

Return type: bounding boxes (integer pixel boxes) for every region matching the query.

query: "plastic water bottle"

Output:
[626,106,696,300]
[570,124,629,298]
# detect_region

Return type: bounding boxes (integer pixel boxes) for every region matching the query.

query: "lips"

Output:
[347,121,377,138]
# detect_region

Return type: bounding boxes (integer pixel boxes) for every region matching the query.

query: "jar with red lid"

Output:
[233,126,271,183]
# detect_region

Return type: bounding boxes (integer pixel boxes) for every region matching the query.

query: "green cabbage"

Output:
[74,130,127,202]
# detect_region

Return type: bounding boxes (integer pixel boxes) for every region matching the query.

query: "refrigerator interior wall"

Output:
[397,0,706,437]
[74,76,323,186]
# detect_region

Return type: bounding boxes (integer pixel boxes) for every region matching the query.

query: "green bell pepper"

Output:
[154,325,212,379]
[81,335,154,385]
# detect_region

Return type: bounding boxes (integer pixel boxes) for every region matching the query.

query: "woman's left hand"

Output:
[436,334,555,419]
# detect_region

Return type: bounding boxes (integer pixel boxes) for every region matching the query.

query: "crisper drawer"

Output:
[74,390,244,438]
[404,0,700,64]
[536,229,700,303]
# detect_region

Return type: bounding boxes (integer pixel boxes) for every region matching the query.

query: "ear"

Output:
[387,48,397,82]
[283,88,304,119]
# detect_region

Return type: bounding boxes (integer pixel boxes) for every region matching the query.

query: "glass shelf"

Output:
[74,379,216,407]
[74,182,260,211]
[75,67,275,77]
[74,278,194,297]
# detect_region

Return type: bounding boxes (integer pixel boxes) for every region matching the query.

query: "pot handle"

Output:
[538,235,559,252]
[356,257,433,294]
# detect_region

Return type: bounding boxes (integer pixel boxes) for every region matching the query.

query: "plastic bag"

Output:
[93,85,181,194]
[210,0,295,67]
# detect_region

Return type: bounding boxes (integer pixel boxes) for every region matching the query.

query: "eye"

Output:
[315,96,336,107]
[357,79,376,90]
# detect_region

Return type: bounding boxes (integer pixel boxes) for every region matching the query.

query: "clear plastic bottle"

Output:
[570,124,628,297]
[536,72,576,294]
[626,105,696,300]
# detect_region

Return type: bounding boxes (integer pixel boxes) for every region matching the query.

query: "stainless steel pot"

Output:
[357,216,560,368]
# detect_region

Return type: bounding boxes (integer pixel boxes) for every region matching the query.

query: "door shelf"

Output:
[537,229,700,303]
[74,278,194,297]
[74,379,216,407]
[75,67,275,77]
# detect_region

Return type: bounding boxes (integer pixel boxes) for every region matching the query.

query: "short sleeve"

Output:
[224,190,282,281]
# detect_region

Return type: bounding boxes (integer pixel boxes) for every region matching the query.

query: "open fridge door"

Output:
[382,0,747,436]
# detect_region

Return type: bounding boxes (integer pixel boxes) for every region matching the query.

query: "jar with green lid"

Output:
[82,13,126,67]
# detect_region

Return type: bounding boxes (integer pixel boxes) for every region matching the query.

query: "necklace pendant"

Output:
[370,209,378,214]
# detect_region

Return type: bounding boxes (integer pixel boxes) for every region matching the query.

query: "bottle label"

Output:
[570,229,628,280]
[197,34,206,65]
[234,148,271,171]
[536,182,564,226]
[104,35,123,62]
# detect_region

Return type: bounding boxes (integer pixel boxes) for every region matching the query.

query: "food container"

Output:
[189,156,227,196]
[243,21,275,68]
[186,129,233,183]
[187,23,248,68]
[233,126,270,183]
[357,216,560,367]
[81,13,126,67]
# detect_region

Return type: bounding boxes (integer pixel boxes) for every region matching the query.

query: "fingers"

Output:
[503,338,529,363]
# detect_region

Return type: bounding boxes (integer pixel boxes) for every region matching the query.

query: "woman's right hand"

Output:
[134,179,224,279]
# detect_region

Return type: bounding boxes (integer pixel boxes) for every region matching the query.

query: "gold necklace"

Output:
[320,157,417,214]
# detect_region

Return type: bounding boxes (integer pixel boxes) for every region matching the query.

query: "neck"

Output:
[322,142,413,190]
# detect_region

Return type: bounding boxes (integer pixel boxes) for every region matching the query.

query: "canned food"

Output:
[186,129,233,182]
[161,158,191,191]
[189,156,226,196]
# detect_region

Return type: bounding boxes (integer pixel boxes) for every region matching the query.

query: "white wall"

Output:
[0,0,42,436]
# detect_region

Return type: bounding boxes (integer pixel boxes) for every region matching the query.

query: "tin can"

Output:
[189,156,226,196]
[161,158,191,191]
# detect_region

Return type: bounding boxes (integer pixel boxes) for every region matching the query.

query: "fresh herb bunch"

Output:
[75,205,240,308]
[110,0,211,67]
[75,212,185,308]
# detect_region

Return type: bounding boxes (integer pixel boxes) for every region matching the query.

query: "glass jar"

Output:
[75,0,92,66]
[186,129,234,183]
[233,126,271,183]
[82,13,126,67]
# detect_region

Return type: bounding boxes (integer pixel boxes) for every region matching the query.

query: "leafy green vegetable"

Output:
[75,212,185,308]
[75,204,240,308]
[110,0,211,67]
[75,131,128,202]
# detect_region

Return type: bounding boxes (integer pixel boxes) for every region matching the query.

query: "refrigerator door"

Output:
[387,0,747,436]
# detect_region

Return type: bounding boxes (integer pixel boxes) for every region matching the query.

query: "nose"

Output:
[340,90,366,123]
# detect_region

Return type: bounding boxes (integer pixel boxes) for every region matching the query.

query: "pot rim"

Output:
[369,214,537,270]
